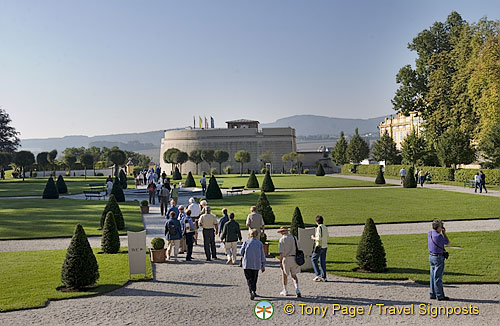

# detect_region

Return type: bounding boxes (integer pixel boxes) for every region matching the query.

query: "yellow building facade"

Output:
[378,112,423,149]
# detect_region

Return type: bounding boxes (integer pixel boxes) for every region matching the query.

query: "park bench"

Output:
[217,180,224,185]
[89,183,106,191]
[227,186,245,196]
[464,180,475,188]
[83,190,106,200]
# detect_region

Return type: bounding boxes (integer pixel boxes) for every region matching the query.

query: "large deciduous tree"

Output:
[214,150,229,174]
[479,125,500,168]
[347,128,370,164]
[189,149,203,174]
[13,151,35,181]
[201,149,215,171]
[108,149,126,178]
[234,150,251,176]
[48,149,58,176]
[36,152,49,177]
[80,153,94,179]
[436,127,475,169]
[0,108,20,152]
[163,148,180,172]
[0,152,12,179]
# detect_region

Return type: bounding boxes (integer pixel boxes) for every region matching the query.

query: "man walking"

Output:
[311,216,329,282]
[246,206,265,239]
[171,184,179,205]
[200,172,207,196]
[480,171,488,193]
[278,227,301,298]
[165,211,182,261]
[159,184,170,216]
[428,219,450,300]
[221,212,242,264]
[399,167,406,184]
[166,199,179,219]
[198,206,218,261]
[177,205,187,254]
[474,172,482,193]
[184,209,195,261]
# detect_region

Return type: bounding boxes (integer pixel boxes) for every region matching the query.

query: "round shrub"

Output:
[261,170,275,192]
[101,211,120,254]
[184,171,196,187]
[356,218,387,272]
[61,224,99,289]
[141,200,149,207]
[246,170,259,189]
[111,177,125,202]
[206,175,223,199]
[375,166,386,184]
[256,192,275,224]
[42,177,59,199]
[100,194,124,230]
[151,237,165,250]
[316,164,325,176]
[56,175,68,194]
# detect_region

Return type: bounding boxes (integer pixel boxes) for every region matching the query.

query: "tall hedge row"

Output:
[341,164,457,182]
[455,168,500,185]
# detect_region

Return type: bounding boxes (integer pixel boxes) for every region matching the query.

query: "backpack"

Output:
[168,221,177,236]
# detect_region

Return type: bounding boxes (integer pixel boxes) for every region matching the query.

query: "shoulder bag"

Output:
[430,233,449,259]
[293,236,305,266]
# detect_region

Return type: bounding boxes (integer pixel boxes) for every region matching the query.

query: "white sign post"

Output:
[298,228,315,271]
[128,230,147,276]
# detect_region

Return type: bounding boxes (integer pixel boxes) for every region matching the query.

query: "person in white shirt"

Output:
[400,167,406,184]
[474,172,482,193]
[311,215,329,282]
[187,197,201,245]
[278,227,301,298]
[106,179,113,196]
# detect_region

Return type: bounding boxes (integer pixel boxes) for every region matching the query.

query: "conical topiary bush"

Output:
[403,167,417,188]
[316,163,325,176]
[61,224,99,289]
[246,170,259,189]
[375,166,386,184]
[56,175,68,194]
[184,171,196,187]
[119,170,128,189]
[101,211,120,254]
[42,177,59,199]
[256,192,275,224]
[206,175,223,199]
[356,218,387,273]
[261,170,275,192]
[172,167,182,180]
[290,206,305,238]
[111,177,125,202]
[100,194,124,230]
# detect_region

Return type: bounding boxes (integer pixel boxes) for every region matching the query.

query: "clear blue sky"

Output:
[1,0,499,139]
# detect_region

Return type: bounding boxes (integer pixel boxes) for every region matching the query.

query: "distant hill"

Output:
[260,114,389,136]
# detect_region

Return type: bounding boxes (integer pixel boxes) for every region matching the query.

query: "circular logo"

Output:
[254,300,274,320]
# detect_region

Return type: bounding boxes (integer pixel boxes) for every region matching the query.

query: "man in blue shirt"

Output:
[240,229,266,300]
[166,200,179,220]
[428,219,450,301]
[165,211,182,261]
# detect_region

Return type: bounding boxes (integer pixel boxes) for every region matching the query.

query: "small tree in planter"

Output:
[261,170,275,192]
[56,175,68,194]
[256,192,275,224]
[290,207,305,238]
[140,200,149,214]
[150,237,166,263]
[61,224,99,289]
[42,177,59,199]
[119,169,128,189]
[101,211,120,254]
[316,163,325,176]
[356,218,387,272]
[111,177,125,202]
[375,166,386,184]
[246,170,259,189]
[403,167,417,188]
[184,171,196,187]
[206,175,223,199]
[100,194,124,230]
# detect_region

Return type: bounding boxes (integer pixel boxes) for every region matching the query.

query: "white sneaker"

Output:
[280,290,288,296]
[312,276,320,281]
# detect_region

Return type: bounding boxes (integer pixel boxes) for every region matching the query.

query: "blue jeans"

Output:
[312,248,327,279]
[475,182,482,193]
[429,255,445,298]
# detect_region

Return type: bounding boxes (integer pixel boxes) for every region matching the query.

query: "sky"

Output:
[1,1,499,139]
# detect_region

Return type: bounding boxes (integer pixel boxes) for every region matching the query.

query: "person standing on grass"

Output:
[428,219,450,301]
[159,184,170,216]
[311,215,329,282]
[198,206,218,261]
[474,172,482,193]
[246,206,265,239]
[278,227,302,298]
[200,172,207,196]
[480,171,487,194]
[171,184,179,205]
[188,197,201,245]
[165,211,182,261]
[166,199,179,219]
[399,167,406,184]
[240,229,266,300]
[221,212,242,264]
[184,209,195,261]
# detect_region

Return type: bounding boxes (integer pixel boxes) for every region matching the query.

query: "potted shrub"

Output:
[150,237,166,263]
[140,200,149,214]
[260,232,270,257]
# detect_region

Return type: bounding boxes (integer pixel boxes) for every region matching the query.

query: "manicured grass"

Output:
[269,231,500,283]
[0,248,152,312]
[209,188,500,228]
[0,176,136,197]
[179,174,394,189]
[0,198,144,240]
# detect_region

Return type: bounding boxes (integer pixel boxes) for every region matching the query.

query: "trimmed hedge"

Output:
[342,164,455,182]
[455,168,500,185]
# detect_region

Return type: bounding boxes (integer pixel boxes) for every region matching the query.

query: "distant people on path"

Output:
[240,229,266,300]
[311,215,329,282]
[188,197,201,245]
[278,227,301,298]
[156,178,163,203]
[474,172,482,193]
[171,184,179,205]
[147,180,156,205]
[428,219,450,301]
[399,167,406,184]
[106,178,113,196]
[178,205,186,254]
[166,200,179,219]
[159,185,170,216]
[200,173,207,195]
[220,212,242,265]
[106,175,113,183]
[165,211,182,261]
[138,171,144,185]
[480,171,487,193]
[198,206,218,261]
[184,209,195,261]
[246,206,265,238]
[419,169,426,187]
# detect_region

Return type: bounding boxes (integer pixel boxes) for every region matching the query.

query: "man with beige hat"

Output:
[278,226,301,298]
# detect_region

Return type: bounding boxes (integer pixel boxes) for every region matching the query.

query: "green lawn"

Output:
[0,176,136,197]
[209,188,500,228]
[179,174,394,189]
[269,231,500,283]
[0,198,144,240]
[0,248,152,312]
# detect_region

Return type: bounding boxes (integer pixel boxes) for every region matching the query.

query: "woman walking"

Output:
[240,229,266,300]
